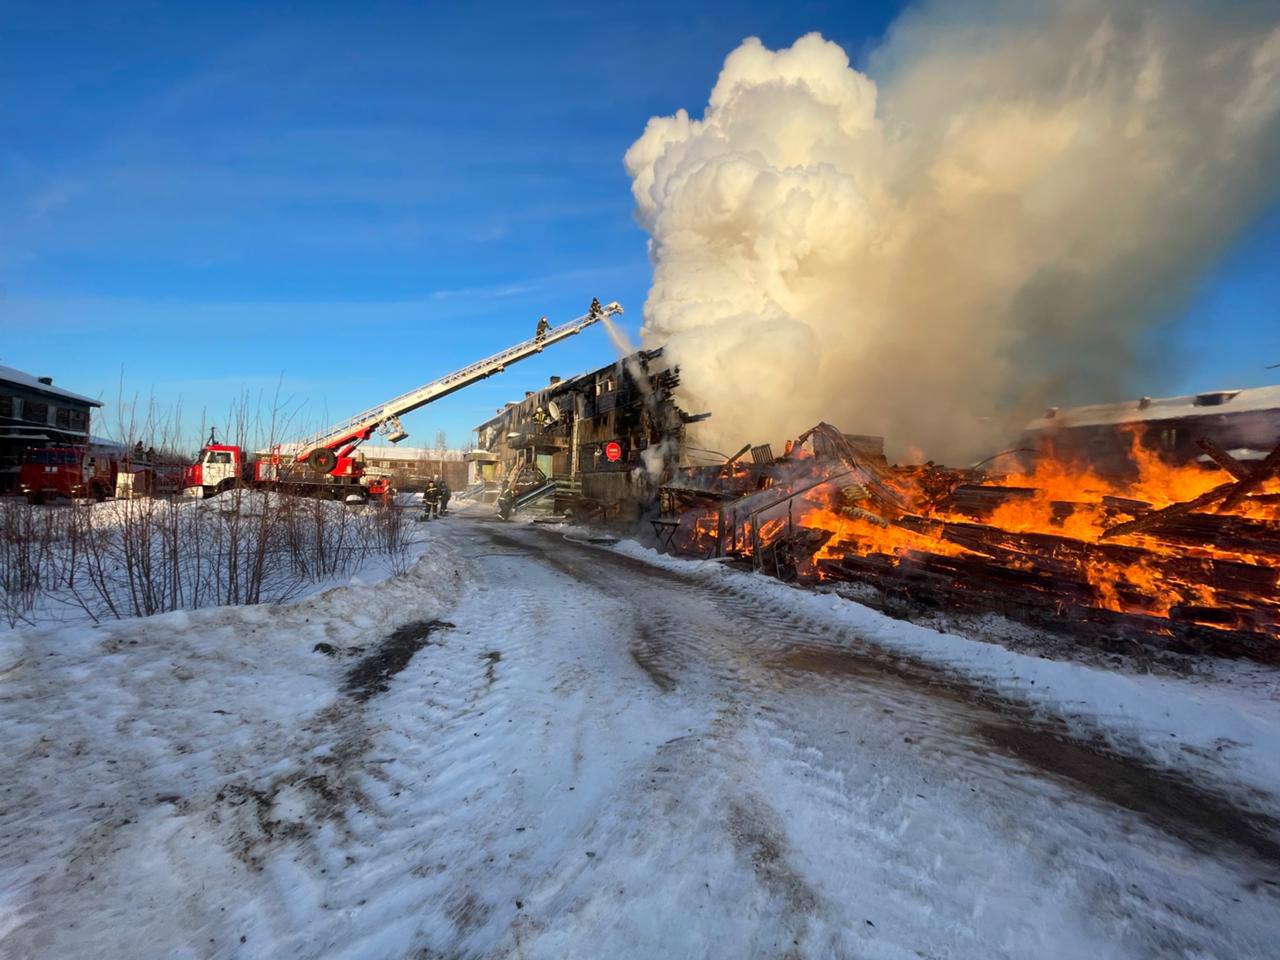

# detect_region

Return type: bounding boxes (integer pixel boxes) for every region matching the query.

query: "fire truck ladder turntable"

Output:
[290,299,622,472]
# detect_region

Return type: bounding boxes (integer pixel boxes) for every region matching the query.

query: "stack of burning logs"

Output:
[657,424,1280,662]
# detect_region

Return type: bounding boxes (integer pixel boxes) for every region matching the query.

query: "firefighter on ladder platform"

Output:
[535,315,550,343]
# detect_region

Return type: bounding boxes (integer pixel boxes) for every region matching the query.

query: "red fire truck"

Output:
[182,437,388,501]
[182,299,619,501]
[19,446,120,504]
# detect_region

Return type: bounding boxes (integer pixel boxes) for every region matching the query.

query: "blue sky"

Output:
[2,0,1277,451]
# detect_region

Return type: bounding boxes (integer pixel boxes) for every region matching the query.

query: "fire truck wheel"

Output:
[27,492,44,506]
[311,448,338,473]
[216,478,236,495]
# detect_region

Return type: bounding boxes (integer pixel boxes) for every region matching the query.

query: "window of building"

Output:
[0,395,12,417]
[23,401,48,424]
[55,407,71,429]
[70,409,87,430]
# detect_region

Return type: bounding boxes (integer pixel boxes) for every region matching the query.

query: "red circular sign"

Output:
[604,441,622,462]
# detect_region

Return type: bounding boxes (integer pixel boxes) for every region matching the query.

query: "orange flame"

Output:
[674,428,1279,636]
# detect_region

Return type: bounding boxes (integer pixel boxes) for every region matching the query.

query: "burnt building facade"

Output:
[468,348,705,516]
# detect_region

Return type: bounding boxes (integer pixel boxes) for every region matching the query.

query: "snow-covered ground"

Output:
[2,508,1277,959]
[612,539,1280,809]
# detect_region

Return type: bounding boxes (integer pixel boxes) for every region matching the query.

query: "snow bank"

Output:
[0,520,462,958]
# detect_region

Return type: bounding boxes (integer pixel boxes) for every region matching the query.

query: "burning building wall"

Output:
[1022,385,1280,476]
[469,349,705,516]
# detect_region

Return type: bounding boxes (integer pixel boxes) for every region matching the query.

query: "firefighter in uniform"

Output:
[535,316,550,342]
[497,485,515,521]
[438,476,451,514]
[421,478,440,520]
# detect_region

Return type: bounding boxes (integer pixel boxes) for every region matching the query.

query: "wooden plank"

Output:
[816,553,1280,662]
[1101,495,1152,515]
[1101,480,1238,539]
[1135,513,1280,557]
[1219,440,1280,512]
[1099,440,1280,538]
[942,484,1037,518]
[1196,437,1252,481]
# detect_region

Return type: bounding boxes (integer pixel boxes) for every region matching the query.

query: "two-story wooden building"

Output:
[0,366,102,495]
[468,348,707,517]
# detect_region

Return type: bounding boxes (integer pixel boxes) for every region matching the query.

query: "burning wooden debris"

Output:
[657,424,1280,662]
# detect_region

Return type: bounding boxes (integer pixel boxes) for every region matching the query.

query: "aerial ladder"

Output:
[290,298,622,475]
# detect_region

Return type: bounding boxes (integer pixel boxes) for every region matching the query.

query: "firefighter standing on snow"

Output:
[421,478,441,520]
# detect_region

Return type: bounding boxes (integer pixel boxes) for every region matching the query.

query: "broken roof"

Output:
[1025,384,1280,431]
[470,348,667,433]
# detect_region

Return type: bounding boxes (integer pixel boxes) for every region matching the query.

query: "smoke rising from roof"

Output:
[624,1,1280,462]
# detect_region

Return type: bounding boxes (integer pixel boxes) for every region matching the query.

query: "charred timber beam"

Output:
[1196,437,1252,481]
[1219,440,1280,512]
[814,557,1280,662]
[941,484,1037,518]
[1101,438,1280,539]
[1101,480,1238,539]
[1128,513,1280,557]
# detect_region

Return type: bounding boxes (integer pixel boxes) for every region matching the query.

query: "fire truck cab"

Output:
[183,444,245,498]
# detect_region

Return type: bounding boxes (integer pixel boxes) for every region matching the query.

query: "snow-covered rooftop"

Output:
[251,444,464,461]
[0,365,102,406]
[1025,384,1280,431]
[359,445,464,461]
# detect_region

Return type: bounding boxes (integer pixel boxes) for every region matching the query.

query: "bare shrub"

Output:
[3,492,415,626]
[0,500,63,627]
[2,383,423,627]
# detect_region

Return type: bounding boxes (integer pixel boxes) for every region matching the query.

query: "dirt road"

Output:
[5,512,1278,959]
[428,516,1280,958]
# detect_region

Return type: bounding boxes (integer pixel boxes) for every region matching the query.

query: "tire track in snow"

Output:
[260,517,707,960]
[470,521,1280,960]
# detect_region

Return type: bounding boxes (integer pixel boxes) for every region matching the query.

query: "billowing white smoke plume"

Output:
[625,1,1280,461]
